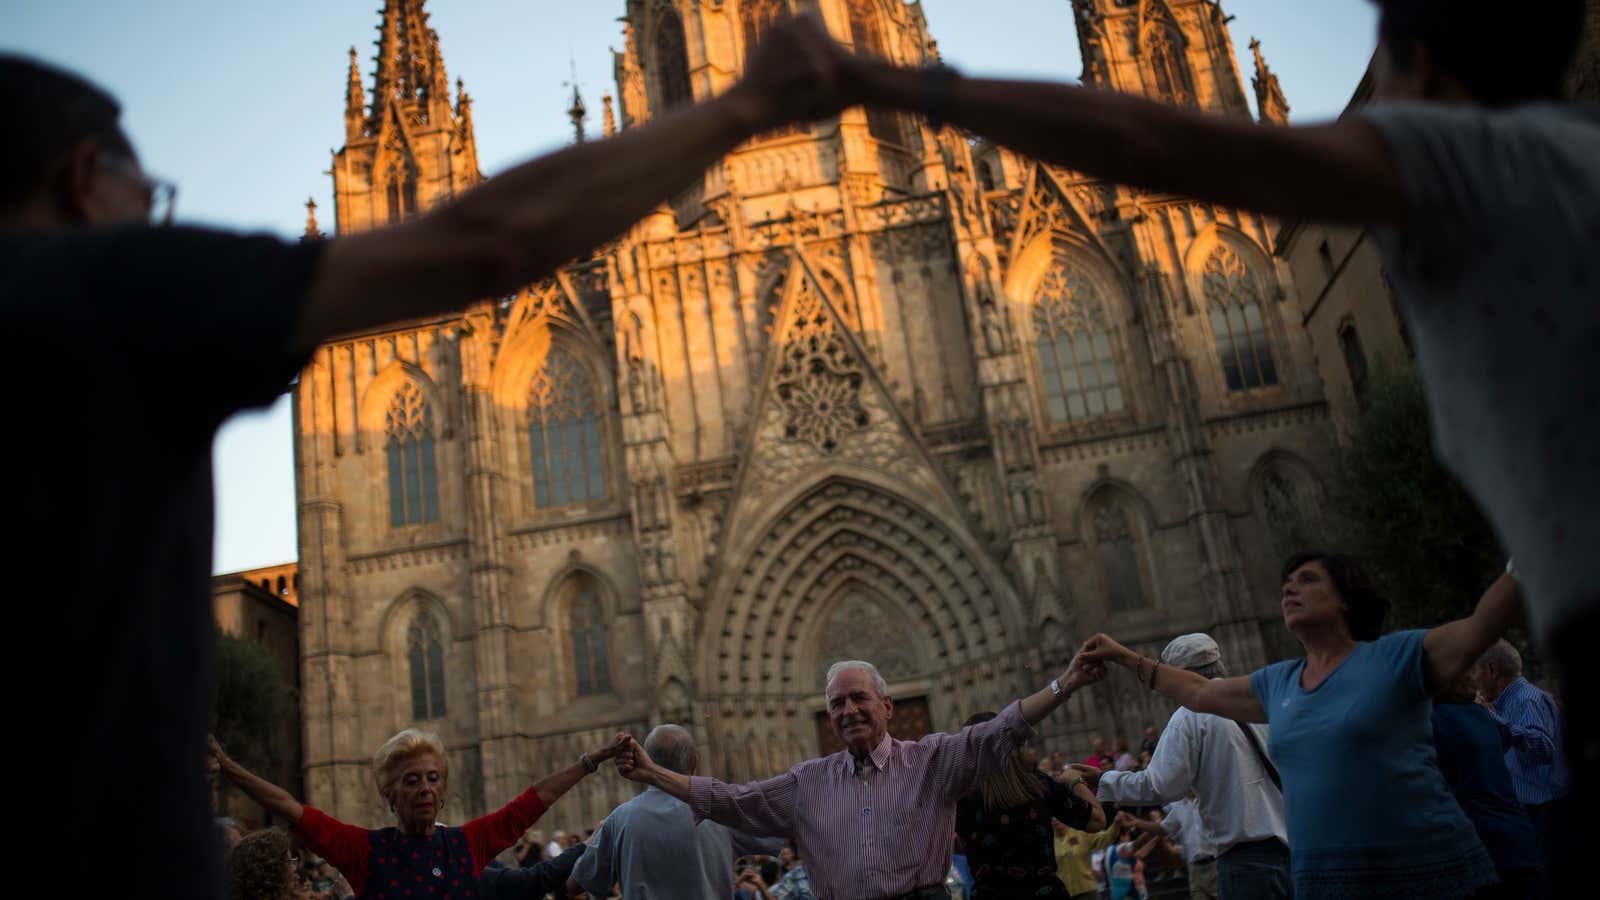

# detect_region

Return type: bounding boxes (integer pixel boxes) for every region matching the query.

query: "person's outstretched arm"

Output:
[293,15,843,351]
[1423,573,1522,694]
[209,734,303,824]
[833,49,1405,225]
[465,734,629,872]
[1079,635,1267,723]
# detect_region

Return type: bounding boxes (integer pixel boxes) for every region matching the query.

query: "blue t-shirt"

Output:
[1430,702,1540,874]
[1250,630,1496,899]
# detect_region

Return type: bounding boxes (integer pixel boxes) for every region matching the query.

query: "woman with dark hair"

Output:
[1080,552,1521,899]
[225,829,312,900]
[955,712,1105,898]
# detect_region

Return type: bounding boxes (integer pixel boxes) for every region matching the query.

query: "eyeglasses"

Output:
[99,153,178,225]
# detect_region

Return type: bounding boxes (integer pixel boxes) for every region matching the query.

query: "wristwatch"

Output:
[580,752,597,774]
[1050,677,1063,696]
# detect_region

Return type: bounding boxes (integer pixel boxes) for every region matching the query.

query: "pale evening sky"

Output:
[0,1,1378,574]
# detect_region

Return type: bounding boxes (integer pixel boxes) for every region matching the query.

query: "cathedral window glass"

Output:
[1032,265,1124,424]
[1091,491,1148,611]
[528,347,606,509]
[1204,246,1279,392]
[407,612,447,720]
[569,586,612,696]
[386,382,440,527]
[846,0,905,145]
[654,8,693,110]
[743,0,805,138]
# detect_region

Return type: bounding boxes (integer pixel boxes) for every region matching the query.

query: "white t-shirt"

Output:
[1361,101,1600,641]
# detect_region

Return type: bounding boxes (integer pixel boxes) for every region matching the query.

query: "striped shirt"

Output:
[1487,677,1570,806]
[690,701,1033,900]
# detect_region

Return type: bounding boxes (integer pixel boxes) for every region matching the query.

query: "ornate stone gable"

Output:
[730,253,956,514]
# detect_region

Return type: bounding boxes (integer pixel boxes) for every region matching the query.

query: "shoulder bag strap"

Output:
[1236,721,1283,793]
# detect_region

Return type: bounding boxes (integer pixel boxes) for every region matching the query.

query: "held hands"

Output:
[732,14,861,133]
[1079,633,1139,670]
[1067,763,1103,793]
[589,732,631,766]
[614,735,658,785]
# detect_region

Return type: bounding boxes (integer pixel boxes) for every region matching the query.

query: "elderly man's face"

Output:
[826,666,893,756]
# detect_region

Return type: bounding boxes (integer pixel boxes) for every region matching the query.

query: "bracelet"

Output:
[1148,661,1161,692]
[922,64,961,130]
[580,752,597,774]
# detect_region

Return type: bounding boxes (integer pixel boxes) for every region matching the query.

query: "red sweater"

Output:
[296,786,549,896]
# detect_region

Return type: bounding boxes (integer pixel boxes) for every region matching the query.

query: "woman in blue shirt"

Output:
[1076,552,1520,899]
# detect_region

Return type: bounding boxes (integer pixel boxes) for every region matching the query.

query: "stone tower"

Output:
[296,0,1335,834]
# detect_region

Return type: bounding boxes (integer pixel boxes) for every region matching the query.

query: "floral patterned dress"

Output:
[955,772,1095,899]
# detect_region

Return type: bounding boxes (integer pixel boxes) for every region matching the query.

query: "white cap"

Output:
[1159,633,1221,672]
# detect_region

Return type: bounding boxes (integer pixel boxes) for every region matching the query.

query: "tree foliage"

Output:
[1313,363,1506,630]
[211,629,290,773]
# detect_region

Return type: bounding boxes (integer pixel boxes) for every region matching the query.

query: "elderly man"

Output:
[616,656,1101,900]
[1474,639,1569,888]
[569,725,781,899]
[1072,634,1289,900]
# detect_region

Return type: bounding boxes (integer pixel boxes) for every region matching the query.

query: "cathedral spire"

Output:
[344,46,366,142]
[602,94,617,139]
[370,0,445,128]
[302,197,323,241]
[1249,37,1291,125]
[568,84,589,144]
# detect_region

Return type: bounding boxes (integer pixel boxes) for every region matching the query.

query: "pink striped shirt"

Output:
[689,701,1033,899]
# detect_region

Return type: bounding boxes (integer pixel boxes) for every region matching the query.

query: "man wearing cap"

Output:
[1071,634,1291,900]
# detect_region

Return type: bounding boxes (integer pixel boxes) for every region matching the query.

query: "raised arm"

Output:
[293,16,843,351]
[1422,573,1522,694]
[466,733,629,871]
[616,736,797,838]
[828,45,1404,225]
[1079,634,1267,724]
[209,734,303,825]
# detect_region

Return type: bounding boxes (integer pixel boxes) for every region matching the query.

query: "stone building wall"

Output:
[296,0,1336,834]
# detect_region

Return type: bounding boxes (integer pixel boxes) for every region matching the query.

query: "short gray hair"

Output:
[1479,639,1523,677]
[643,724,697,775]
[825,660,888,696]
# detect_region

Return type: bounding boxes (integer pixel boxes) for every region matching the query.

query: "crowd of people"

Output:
[8,0,1595,897]
[206,546,1572,899]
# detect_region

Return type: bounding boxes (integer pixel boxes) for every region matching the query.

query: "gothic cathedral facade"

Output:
[295,0,1330,832]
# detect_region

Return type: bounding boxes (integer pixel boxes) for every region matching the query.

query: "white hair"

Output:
[825,660,888,696]
[373,727,448,803]
[1479,639,1523,677]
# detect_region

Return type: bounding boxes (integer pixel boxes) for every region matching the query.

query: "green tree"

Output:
[1316,363,1506,630]
[211,629,289,773]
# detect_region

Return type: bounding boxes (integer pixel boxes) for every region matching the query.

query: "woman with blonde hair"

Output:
[954,712,1105,899]
[211,728,627,899]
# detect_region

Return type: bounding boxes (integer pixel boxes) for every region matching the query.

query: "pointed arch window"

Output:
[846,0,905,145]
[1259,458,1320,552]
[1145,27,1194,106]
[743,0,805,138]
[569,585,612,697]
[408,611,447,720]
[528,347,607,509]
[386,168,419,224]
[1032,264,1125,424]
[386,382,440,527]
[1204,246,1279,391]
[1091,491,1148,611]
[654,8,693,110]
